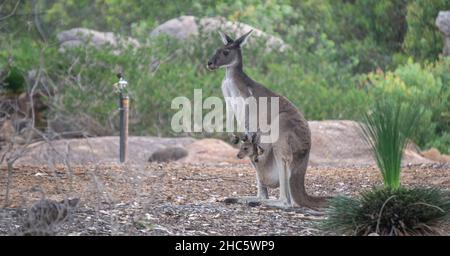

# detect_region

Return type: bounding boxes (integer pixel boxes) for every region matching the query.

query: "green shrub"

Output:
[2,66,25,94]
[404,0,450,62]
[42,29,366,136]
[364,59,450,153]
[322,187,450,236]
[2,0,447,150]
[426,58,450,152]
[323,78,447,236]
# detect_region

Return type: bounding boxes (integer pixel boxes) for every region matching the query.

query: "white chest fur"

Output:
[221,77,240,98]
[221,77,246,129]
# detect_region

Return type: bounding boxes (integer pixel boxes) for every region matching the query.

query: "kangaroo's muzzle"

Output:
[207,61,217,70]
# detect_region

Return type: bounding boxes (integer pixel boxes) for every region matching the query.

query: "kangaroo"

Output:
[207,30,329,208]
[237,133,265,163]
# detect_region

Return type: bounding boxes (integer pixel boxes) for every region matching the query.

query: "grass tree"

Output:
[321,99,450,236]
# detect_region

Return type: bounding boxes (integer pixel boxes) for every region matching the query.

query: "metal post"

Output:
[119,93,129,163]
[116,73,129,163]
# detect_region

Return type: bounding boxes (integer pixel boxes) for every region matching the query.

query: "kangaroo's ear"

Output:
[218,31,234,45]
[234,30,253,47]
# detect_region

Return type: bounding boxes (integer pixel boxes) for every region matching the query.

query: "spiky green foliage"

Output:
[322,187,450,236]
[360,100,423,189]
[2,66,26,94]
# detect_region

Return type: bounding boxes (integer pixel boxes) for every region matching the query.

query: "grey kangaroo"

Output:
[207,30,329,208]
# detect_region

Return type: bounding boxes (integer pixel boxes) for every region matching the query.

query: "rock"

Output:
[150,16,198,40]
[148,146,188,163]
[13,121,435,167]
[0,119,14,142]
[308,120,432,167]
[16,136,195,165]
[151,16,288,51]
[0,117,36,146]
[181,138,249,165]
[421,148,450,163]
[436,10,450,56]
[57,28,140,51]
[47,114,112,138]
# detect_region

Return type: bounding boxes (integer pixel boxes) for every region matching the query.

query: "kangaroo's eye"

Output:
[223,50,229,56]
[243,147,248,151]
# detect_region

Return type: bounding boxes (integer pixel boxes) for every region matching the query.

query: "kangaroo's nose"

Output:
[207,61,213,66]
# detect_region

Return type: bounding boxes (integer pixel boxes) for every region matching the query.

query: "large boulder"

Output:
[436,10,450,56]
[16,136,196,165]
[307,120,431,167]
[57,28,140,51]
[0,119,14,142]
[421,148,450,163]
[150,16,288,51]
[180,138,249,165]
[14,121,435,167]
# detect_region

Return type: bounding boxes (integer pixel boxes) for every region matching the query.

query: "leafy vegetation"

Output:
[0,0,449,153]
[322,88,448,236]
[322,187,450,236]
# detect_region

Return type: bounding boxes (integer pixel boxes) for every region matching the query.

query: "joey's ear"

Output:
[257,145,264,155]
[234,30,253,47]
[218,31,234,45]
[251,133,258,144]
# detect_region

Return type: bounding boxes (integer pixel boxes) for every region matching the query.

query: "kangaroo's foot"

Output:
[261,199,294,210]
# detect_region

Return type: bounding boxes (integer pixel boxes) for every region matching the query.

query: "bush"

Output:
[322,78,448,236]
[2,66,26,94]
[329,0,409,73]
[39,29,366,136]
[322,187,450,236]
[404,0,450,62]
[364,59,450,153]
[2,1,447,152]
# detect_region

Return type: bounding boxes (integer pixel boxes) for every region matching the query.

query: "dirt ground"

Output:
[1,162,449,236]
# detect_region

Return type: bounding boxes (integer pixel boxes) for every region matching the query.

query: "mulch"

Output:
[0,162,449,235]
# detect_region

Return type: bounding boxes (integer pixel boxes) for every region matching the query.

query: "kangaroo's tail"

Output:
[289,152,332,209]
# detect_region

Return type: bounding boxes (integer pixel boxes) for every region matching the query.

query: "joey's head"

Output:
[207,30,253,71]
[237,140,255,159]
